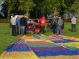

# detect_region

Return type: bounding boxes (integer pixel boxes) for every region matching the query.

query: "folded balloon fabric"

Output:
[0,35,79,59]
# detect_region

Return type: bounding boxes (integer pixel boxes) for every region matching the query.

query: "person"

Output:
[34,26,40,34]
[52,16,58,34]
[20,16,26,35]
[34,19,40,34]
[71,16,77,32]
[27,19,34,34]
[16,16,20,35]
[38,17,47,33]
[56,16,63,35]
[10,15,17,36]
[24,17,28,34]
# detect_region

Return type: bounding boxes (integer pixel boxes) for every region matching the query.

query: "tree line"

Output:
[3,0,79,19]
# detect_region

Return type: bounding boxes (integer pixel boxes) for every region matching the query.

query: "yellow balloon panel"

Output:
[60,42,79,48]
[40,56,79,59]
[0,52,39,59]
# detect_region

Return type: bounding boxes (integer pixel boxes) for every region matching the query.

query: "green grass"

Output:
[64,22,79,37]
[0,23,20,54]
[0,22,79,55]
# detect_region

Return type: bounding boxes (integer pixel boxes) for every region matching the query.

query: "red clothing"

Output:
[39,17,46,26]
[35,28,40,33]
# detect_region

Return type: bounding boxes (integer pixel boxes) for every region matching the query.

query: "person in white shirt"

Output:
[10,15,18,36]
[71,16,77,32]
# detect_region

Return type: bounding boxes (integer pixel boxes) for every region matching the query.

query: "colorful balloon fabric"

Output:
[0,35,79,59]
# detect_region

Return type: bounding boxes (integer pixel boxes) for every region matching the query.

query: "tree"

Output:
[6,0,35,16]
[18,0,35,16]
[70,0,79,19]
[39,0,68,16]
[0,0,4,4]
[3,0,79,19]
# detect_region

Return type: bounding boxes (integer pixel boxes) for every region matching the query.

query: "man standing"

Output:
[52,16,58,34]
[56,16,63,35]
[71,16,77,32]
[20,16,26,35]
[10,15,17,36]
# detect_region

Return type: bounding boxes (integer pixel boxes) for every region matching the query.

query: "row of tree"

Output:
[3,0,79,19]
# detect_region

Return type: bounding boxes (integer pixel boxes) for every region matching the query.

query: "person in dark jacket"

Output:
[20,16,26,35]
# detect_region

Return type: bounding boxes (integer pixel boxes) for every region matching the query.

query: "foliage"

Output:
[19,0,35,16]
[0,0,4,4]
[3,0,79,18]
[6,0,35,16]
[39,0,68,16]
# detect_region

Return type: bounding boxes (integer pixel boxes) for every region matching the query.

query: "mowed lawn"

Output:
[0,23,20,55]
[64,22,79,37]
[0,22,79,55]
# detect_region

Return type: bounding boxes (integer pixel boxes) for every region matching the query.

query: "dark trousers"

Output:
[71,24,76,32]
[41,26,45,33]
[12,25,16,36]
[53,24,57,34]
[16,26,20,35]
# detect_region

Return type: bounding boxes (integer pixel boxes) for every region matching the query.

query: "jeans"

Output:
[71,24,76,32]
[56,25,62,35]
[20,26,25,35]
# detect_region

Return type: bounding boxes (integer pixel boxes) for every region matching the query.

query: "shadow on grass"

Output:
[68,29,72,32]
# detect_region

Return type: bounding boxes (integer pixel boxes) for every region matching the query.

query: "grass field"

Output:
[64,22,79,37]
[0,22,79,55]
[0,23,20,55]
